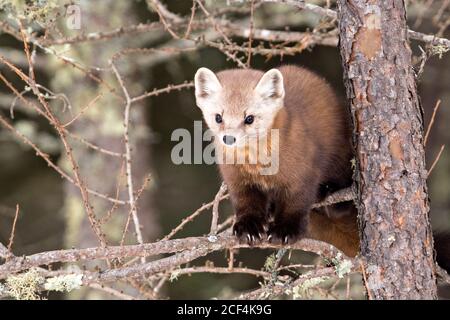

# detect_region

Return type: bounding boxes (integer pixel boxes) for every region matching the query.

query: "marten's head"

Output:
[194,67,285,147]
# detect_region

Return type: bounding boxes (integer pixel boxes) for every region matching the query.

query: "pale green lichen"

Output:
[169,269,181,282]
[44,274,83,292]
[430,44,449,59]
[1,0,59,26]
[6,268,44,300]
[350,158,357,170]
[292,275,330,299]
[335,259,353,278]
[332,252,353,278]
[263,253,277,272]
[258,291,271,299]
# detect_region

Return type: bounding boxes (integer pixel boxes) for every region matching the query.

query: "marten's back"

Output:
[273,66,357,254]
[274,65,353,192]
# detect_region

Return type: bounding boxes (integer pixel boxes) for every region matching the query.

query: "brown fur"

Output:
[214,65,357,249]
[309,207,359,256]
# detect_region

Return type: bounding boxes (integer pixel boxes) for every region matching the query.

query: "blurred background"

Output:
[0,0,449,299]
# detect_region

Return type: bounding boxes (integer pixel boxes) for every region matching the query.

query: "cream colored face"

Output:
[194,67,285,148]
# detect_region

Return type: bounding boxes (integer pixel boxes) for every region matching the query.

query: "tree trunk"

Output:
[336,0,437,299]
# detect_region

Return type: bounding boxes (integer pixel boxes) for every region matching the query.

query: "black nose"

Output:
[223,135,236,145]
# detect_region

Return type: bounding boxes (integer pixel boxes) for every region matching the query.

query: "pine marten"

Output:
[193,65,450,271]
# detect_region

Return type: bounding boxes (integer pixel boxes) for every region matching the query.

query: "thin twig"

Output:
[120,175,152,247]
[217,216,234,233]
[184,1,197,39]
[210,182,228,235]
[427,145,445,177]
[164,266,270,279]
[101,161,126,225]
[359,260,373,300]
[130,82,194,103]
[163,194,230,241]
[7,205,20,253]
[312,186,355,208]
[147,0,181,39]
[228,249,235,270]
[246,0,255,68]
[424,99,441,146]
[62,92,104,128]
[346,276,351,299]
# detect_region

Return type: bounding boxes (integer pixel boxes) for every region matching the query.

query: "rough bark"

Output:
[337,0,437,299]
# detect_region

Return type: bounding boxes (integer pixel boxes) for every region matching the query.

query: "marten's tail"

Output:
[309,207,450,274]
[434,232,450,274]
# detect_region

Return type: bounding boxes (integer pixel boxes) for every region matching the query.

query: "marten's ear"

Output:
[255,69,285,100]
[194,68,222,107]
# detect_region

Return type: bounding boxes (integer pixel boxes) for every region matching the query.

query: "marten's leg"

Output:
[267,185,316,244]
[232,185,268,244]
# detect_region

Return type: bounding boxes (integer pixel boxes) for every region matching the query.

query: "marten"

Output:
[194,65,450,272]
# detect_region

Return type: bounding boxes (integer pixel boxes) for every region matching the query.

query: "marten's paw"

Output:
[267,217,306,244]
[233,214,265,245]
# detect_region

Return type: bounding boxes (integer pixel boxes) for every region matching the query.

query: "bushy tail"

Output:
[434,232,450,274]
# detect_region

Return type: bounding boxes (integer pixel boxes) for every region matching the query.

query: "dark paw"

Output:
[233,215,265,245]
[267,217,306,245]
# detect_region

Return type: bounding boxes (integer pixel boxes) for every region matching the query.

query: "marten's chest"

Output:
[219,139,283,190]
[236,164,278,191]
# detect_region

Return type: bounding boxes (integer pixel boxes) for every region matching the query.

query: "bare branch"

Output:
[247,0,450,50]
[312,186,355,208]
[428,145,445,177]
[7,205,20,253]
[131,82,194,104]
[110,62,145,253]
[210,182,228,235]
[0,233,346,278]
[424,99,441,146]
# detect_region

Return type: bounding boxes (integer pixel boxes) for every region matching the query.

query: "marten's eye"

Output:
[215,114,223,124]
[244,115,254,125]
